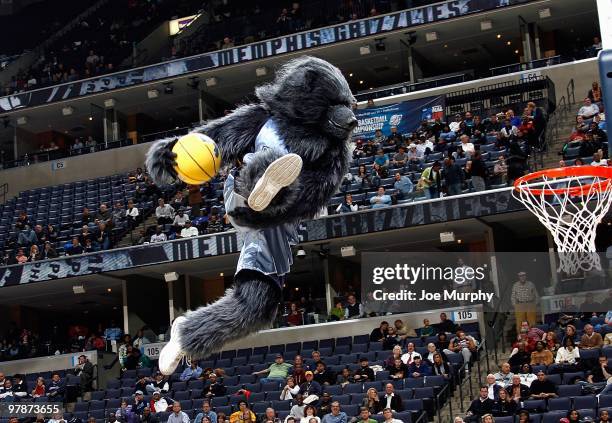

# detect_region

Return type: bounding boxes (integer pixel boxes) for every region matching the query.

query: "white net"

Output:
[513,169,612,275]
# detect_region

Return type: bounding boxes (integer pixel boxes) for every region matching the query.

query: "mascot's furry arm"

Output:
[145,104,269,185]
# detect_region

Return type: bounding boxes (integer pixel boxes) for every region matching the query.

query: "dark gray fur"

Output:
[176,275,281,359]
[147,56,356,359]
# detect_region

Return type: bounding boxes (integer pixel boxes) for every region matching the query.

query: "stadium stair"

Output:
[115,213,158,248]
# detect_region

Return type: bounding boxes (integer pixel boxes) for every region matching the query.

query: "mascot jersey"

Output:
[224,119,299,285]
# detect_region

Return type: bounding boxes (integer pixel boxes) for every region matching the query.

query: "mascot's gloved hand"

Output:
[145,137,179,185]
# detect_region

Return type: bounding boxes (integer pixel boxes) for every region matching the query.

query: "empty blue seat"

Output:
[403,399,423,411]
[557,385,581,397]
[343,383,363,394]
[548,397,571,411]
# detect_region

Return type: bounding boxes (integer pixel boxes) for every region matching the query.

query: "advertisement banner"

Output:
[0,0,533,112]
[353,96,445,139]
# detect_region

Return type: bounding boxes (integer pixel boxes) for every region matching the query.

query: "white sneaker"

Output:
[247,153,303,212]
[158,315,188,375]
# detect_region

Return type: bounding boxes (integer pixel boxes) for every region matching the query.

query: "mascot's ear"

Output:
[302,69,318,92]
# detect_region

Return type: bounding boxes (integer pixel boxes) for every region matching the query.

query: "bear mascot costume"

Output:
[145,56,357,374]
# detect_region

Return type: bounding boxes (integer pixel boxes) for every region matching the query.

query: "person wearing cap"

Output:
[254,354,292,384]
[179,220,199,238]
[180,360,203,381]
[354,357,374,382]
[133,390,147,416]
[150,390,170,412]
[373,129,386,146]
[299,371,322,399]
[168,401,190,423]
[510,272,538,335]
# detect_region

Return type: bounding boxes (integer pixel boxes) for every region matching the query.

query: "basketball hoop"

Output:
[513,166,612,275]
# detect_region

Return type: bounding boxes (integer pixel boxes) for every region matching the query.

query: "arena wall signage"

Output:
[353,96,446,139]
[0,189,522,286]
[0,0,532,112]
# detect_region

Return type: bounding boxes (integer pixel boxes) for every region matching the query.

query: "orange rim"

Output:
[513,166,612,196]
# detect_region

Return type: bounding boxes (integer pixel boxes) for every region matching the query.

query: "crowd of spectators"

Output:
[332,102,545,214]
[560,81,608,164]
[457,295,612,422]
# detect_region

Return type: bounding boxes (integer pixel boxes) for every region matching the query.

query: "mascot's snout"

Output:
[329,105,358,132]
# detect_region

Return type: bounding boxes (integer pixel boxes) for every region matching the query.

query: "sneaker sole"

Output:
[247,154,303,212]
[158,316,187,375]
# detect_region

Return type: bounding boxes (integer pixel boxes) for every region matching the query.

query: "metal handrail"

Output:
[434,382,451,423]
[0,182,7,204]
[414,410,428,423]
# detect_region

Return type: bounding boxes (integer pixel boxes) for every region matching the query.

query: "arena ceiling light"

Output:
[147,89,159,99]
[16,116,27,125]
[538,8,551,19]
[164,272,179,282]
[340,246,356,257]
[104,98,116,108]
[205,77,218,87]
[255,66,268,77]
[72,284,86,294]
[480,20,492,31]
[359,45,371,55]
[439,231,455,243]
[62,106,75,116]
[296,247,306,258]
[425,31,438,42]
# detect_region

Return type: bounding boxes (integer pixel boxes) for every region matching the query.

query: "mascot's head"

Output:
[256,56,357,140]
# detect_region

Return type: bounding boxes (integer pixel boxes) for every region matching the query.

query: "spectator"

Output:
[344,295,363,319]
[355,408,376,423]
[194,402,217,423]
[96,203,112,224]
[142,408,159,423]
[552,338,580,372]
[393,172,413,200]
[442,157,464,196]
[465,386,494,423]
[578,97,600,124]
[28,245,41,262]
[448,330,477,371]
[74,354,94,393]
[18,224,38,247]
[96,222,112,250]
[259,408,280,423]
[400,342,422,365]
[112,201,126,223]
[168,402,190,423]
[180,361,203,381]
[286,303,303,326]
[379,383,403,412]
[386,126,403,146]
[589,81,604,110]
[47,373,65,402]
[299,372,322,399]
[450,114,463,133]
[150,391,169,412]
[180,220,199,238]
[528,370,557,399]
[369,186,392,209]
[506,375,529,402]
[417,161,442,199]
[146,372,170,394]
[150,226,167,243]
[321,402,347,423]
[430,352,452,381]
[203,373,226,398]
[254,354,292,384]
[530,341,553,366]
[484,374,501,400]
[466,151,487,192]
[156,198,175,225]
[370,321,389,342]
[188,185,203,217]
[280,377,300,401]
[510,272,538,334]
[491,388,516,418]
[126,200,139,229]
[31,377,45,398]
[354,357,374,382]
[493,363,514,388]
[173,209,189,229]
[508,342,531,368]
[408,356,431,378]
[290,394,306,419]
[581,323,603,349]
[313,361,335,386]
[336,193,358,214]
[356,165,372,189]
[329,301,345,321]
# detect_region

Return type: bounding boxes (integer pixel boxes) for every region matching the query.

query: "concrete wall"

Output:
[2,142,151,201]
[0,350,97,376]
[220,305,483,351]
[363,58,599,110]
